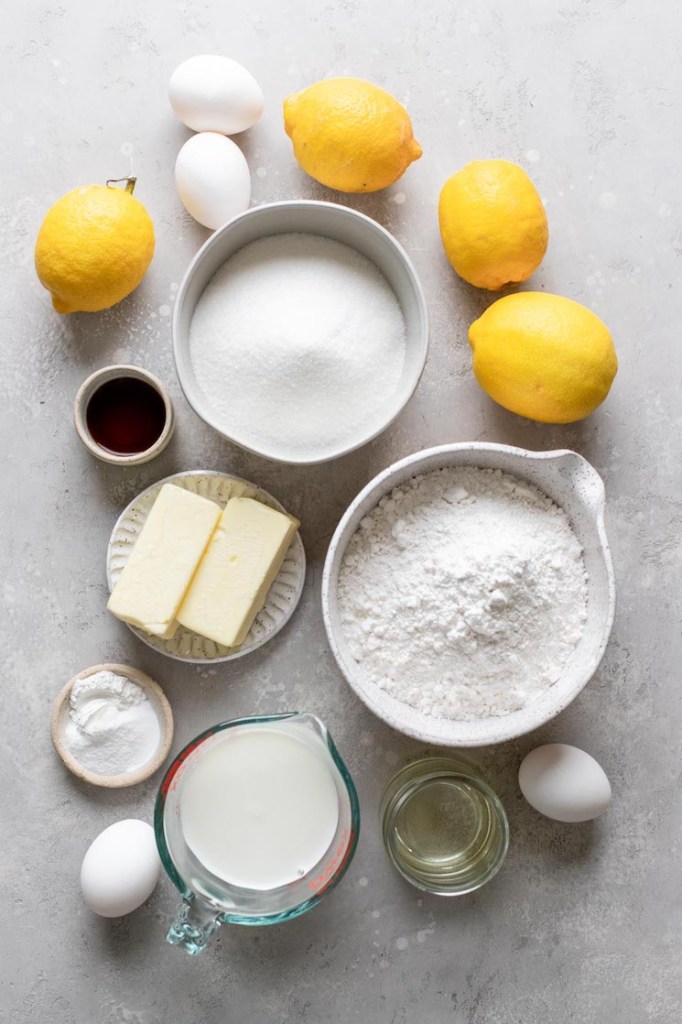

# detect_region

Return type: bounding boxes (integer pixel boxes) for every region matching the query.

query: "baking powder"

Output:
[64,671,161,776]
[338,467,588,720]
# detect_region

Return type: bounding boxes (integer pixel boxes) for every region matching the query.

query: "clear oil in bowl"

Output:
[380,757,509,895]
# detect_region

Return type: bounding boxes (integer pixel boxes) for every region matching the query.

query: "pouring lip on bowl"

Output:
[171,199,430,466]
[321,442,616,747]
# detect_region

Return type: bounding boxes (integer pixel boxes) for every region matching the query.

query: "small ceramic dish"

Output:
[74,364,175,466]
[51,663,174,788]
[322,443,616,747]
[106,470,306,663]
[172,199,429,465]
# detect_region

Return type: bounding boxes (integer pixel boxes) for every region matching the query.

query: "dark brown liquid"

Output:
[86,376,167,455]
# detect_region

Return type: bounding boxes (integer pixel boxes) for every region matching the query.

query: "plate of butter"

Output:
[106,470,306,663]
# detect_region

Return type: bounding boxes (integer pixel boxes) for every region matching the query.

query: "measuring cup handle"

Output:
[166,898,222,955]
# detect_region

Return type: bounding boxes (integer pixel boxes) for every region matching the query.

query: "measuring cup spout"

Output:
[166,897,222,955]
[283,711,328,742]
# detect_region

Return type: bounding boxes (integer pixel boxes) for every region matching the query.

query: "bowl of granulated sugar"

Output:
[173,200,429,464]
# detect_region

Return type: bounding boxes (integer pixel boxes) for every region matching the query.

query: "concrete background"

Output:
[2,1,680,1021]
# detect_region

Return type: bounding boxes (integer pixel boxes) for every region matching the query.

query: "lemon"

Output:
[468,292,617,423]
[35,178,155,313]
[439,161,548,290]
[283,77,422,193]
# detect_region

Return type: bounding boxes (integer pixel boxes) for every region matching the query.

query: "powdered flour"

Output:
[338,466,588,720]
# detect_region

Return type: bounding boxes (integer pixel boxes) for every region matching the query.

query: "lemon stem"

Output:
[106,176,137,195]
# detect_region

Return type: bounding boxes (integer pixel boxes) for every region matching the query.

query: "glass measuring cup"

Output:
[154,712,360,955]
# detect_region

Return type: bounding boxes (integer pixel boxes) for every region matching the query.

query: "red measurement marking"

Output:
[160,736,206,797]
[307,827,353,893]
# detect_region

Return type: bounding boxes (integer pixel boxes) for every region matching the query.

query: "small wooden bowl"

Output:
[51,663,174,788]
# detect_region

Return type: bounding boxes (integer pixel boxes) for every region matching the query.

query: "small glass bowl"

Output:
[380,757,509,896]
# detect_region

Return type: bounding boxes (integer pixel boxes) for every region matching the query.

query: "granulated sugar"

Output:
[189,233,406,460]
[338,466,588,720]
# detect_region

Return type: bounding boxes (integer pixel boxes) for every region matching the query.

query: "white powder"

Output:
[338,467,588,720]
[189,233,407,460]
[64,671,161,776]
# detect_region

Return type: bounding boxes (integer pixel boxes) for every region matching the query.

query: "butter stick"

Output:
[177,496,300,648]
[107,483,221,638]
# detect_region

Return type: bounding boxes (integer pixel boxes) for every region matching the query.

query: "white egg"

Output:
[169,54,264,135]
[175,132,251,230]
[519,743,612,823]
[80,819,161,918]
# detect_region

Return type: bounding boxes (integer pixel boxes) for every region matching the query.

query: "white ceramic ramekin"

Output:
[322,443,616,747]
[172,200,429,465]
[74,364,174,466]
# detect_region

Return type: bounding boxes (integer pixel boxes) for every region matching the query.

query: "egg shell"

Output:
[519,743,612,823]
[80,819,161,918]
[175,132,251,230]
[169,54,264,135]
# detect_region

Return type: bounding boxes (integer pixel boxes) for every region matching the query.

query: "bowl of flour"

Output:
[173,200,428,464]
[322,443,615,746]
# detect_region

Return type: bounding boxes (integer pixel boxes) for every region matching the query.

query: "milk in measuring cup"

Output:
[179,727,340,890]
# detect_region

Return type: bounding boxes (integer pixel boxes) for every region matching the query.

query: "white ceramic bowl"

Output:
[322,443,616,747]
[172,200,429,464]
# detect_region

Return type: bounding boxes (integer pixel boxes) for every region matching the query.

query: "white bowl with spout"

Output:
[322,443,616,747]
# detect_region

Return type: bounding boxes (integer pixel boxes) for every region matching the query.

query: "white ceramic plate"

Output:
[322,443,616,747]
[107,471,306,663]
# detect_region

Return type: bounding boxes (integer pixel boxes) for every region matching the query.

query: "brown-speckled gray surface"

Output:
[2,2,680,1021]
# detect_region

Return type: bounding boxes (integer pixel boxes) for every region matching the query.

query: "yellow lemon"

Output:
[468,292,617,423]
[35,178,155,313]
[439,161,548,290]
[283,77,422,193]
